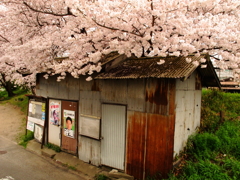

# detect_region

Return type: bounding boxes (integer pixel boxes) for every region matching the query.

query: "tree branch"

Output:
[92,18,144,37]
[0,34,10,43]
[23,2,76,17]
[76,8,144,37]
[5,62,15,67]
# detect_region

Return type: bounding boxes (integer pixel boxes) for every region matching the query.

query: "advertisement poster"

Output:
[49,100,61,126]
[34,124,43,142]
[63,110,75,138]
[28,100,45,126]
[41,103,46,120]
[27,120,34,132]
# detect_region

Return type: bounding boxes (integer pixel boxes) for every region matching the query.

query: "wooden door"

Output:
[61,100,78,154]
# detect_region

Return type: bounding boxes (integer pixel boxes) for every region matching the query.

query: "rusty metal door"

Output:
[101,104,126,170]
[61,100,78,154]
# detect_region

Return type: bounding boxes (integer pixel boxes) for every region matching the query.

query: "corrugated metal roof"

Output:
[95,55,207,80]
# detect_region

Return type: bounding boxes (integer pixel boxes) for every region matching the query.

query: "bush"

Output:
[187,133,221,160]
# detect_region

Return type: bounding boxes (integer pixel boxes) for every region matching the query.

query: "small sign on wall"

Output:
[63,110,75,138]
[28,100,46,126]
[80,115,100,140]
[27,120,34,132]
[49,100,61,126]
[34,124,43,142]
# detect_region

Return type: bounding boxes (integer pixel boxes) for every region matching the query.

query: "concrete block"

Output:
[41,148,56,158]
[109,171,134,180]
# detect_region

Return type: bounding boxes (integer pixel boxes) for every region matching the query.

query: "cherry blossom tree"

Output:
[0,0,240,86]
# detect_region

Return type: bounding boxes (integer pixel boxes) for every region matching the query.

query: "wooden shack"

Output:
[35,54,220,179]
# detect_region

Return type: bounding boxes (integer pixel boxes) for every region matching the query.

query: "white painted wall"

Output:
[174,72,202,157]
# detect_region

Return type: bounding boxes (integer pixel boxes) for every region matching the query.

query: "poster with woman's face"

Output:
[63,110,75,138]
[49,100,61,126]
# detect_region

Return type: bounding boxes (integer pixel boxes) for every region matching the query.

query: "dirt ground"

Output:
[0,103,26,142]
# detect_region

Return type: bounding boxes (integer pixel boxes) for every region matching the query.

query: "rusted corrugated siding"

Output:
[168,80,176,115]
[127,79,176,180]
[145,79,175,115]
[127,112,175,179]
[127,111,147,180]
[145,114,175,179]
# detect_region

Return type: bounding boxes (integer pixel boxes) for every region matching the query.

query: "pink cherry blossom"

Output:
[0,0,239,86]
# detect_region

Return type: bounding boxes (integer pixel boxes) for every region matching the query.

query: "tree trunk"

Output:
[5,81,15,97]
[0,73,15,97]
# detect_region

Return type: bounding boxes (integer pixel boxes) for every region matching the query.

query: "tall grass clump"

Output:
[216,121,240,160]
[201,89,240,132]
[19,130,34,148]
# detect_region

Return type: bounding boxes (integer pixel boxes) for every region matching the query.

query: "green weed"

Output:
[94,174,110,180]
[45,143,61,152]
[216,121,240,159]
[68,165,77,171]
[19,130,34,148]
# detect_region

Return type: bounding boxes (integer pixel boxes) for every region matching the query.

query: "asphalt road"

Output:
[0,135,86,180]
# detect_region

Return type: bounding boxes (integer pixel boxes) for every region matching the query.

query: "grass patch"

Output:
[45,143,61,152]
[62,163,77,171]
[0,87,30,113]
[19,130,34,148]
[0,89,8,100]
[68,165,77,171]
[201,89,240,133]
[94,174,110,180]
